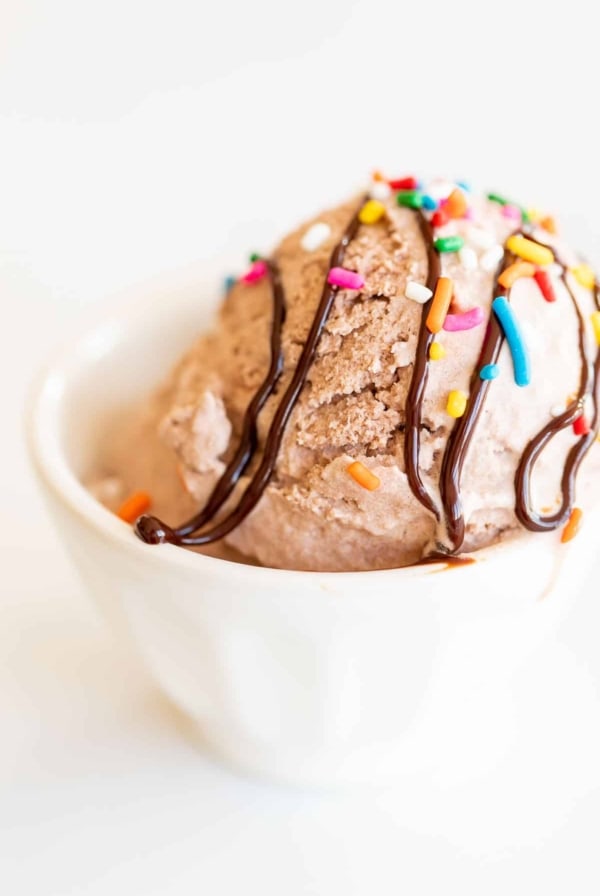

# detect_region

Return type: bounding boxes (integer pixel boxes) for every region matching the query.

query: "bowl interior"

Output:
[52,282,219,482]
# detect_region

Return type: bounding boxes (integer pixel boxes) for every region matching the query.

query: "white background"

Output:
[2,1,600,892]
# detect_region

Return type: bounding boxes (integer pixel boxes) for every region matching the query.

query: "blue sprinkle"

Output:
[456,179,471,192]
[492,296,531,387]
[223,275,237,294]
[421,194,438,211]
[480,363,500,381]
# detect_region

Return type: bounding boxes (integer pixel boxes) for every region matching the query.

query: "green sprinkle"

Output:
[249,252,262,263]
[487,192,509,206]
[520,208,531,224]
[396,190,423,209]
[434,235,465,253]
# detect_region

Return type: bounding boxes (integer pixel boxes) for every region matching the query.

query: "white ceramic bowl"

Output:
[27,277,599,786]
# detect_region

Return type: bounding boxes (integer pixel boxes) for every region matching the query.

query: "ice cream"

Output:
[89,175,600,571]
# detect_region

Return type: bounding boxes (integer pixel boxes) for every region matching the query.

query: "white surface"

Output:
[2,1,600,892]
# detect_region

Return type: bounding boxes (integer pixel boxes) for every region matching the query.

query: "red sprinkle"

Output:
[389,176,418,190]
[573,415,591,436]
[431,208,450,228]
[241,260,268,284]
[534,269,556,303]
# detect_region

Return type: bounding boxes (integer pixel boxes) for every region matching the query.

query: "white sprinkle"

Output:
[433,224,457,239]
[301,221,331,251]
[551,403,565,417]
[459,246,478,271]
[370,181,392,201]
[467,226,496,251]
[480,244,504,272]
[427,179,455,200]
[405,281,433,304]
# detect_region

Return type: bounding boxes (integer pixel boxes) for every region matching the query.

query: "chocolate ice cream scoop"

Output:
[98,175,600,571]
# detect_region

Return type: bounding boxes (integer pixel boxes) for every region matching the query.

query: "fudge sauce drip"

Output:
[163,259,286,540]
[514,277,600,531]
[439,246,514,550]
[403,211,441,519]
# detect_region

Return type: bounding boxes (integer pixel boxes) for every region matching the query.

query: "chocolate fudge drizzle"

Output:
[438,246,515,549]
[514,277,600,531]
[137,201,600,558]
[403,211,441,519]
[155,259,286,540]
[136,203,364,546]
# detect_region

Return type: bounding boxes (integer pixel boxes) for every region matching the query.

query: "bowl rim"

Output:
[25,280,514,585]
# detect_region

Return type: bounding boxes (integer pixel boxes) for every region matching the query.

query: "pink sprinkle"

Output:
[443,306,485,332]
[502,204,522,223]
[241,260,268,284]
[327,267,365,290]
[464,207,474,220]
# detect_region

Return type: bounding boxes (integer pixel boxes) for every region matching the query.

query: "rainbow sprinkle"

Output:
[396,190,423,209]
[492,296,531,387]
[435,235,465,253]
[359,199,386,224]
[446,390,468,418]
[480,363,500,380]
[561,507,583,543]
[443,307,484,332]
[506,235,554,267]
[591,311,600,345]
[241,260,268,284]
[301,222,331,251]
[571,264,595,290]
[327,267,364,290]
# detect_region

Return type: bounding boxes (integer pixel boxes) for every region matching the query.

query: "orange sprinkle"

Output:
[117,490,152,523]
[372,169,385,182]
[498,261,536,289]
[540,215,557,235]
[426,276,453,334]
[446,188,468,219]
[347,461,380,491]
[561,507,583,544]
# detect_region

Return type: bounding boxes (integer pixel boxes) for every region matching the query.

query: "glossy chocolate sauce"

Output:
[403,211,441,519]
[514,278,599,531]
[159,259,286,540]
[137,203,364,546]
[439,246,514,549]
[137,205,600,559]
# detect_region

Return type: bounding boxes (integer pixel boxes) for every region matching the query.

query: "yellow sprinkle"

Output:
[347,460,381,491]
[591,311,600,346]
[506,234,554,266]
[571,264,595,291]
[446,390,468,418]
[526,207,543,223]
[359,199,386,224]
[429,341,446,361]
